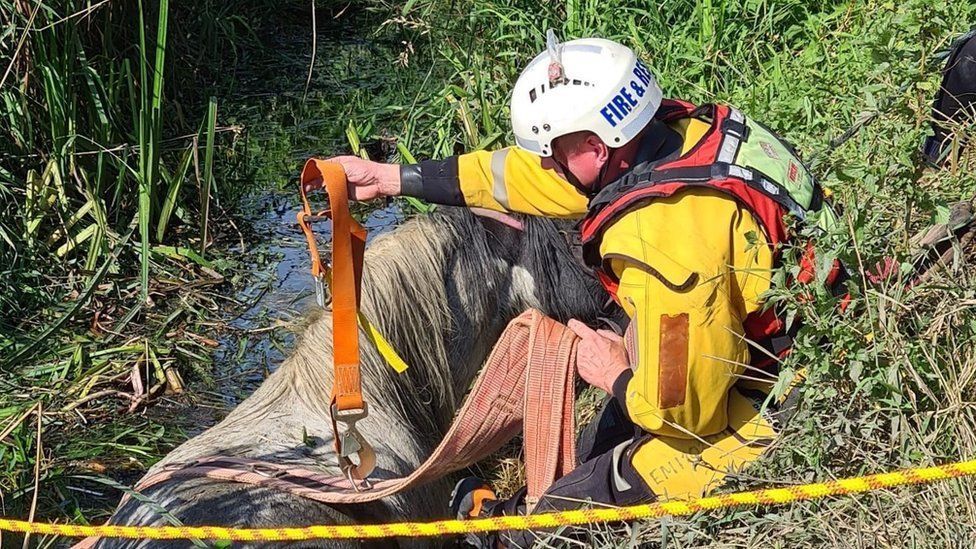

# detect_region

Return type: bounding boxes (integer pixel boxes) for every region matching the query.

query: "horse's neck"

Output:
[147,213,518,480]
[354,215,514,440]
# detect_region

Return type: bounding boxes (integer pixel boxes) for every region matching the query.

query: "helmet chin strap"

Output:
[595,156,614,192]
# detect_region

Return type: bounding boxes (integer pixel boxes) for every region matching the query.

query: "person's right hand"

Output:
[567,319,630,395]
[328,156,402,201]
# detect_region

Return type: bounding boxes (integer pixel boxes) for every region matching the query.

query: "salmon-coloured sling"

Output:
[121,309,578,508]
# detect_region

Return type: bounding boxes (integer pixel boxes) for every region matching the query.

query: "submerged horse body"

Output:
[96,207,607,548]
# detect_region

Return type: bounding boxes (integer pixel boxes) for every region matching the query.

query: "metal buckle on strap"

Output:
[330,402,375,491]
[314,273,328,308]
[342,465,373,492]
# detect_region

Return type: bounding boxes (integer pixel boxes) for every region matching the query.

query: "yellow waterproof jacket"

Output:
[401,119,773,440]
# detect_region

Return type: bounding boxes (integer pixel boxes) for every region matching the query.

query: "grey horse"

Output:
[95,207,609,548]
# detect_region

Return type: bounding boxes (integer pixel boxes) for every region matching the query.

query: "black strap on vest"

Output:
[592,162,811,223]
[588,98,827,222]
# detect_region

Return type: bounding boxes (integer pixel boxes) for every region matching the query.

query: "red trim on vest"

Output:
[657,104,729,170]
[583,178,790,252]
[655,99,697,121]
[596,270,619,299]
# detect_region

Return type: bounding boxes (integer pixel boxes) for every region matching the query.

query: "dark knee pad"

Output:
[536,440,655,514]
[576,397,640,463]
[490,441,655,548]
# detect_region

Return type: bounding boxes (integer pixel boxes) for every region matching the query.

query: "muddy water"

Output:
[211,194,405,410]
[198,10,415,413]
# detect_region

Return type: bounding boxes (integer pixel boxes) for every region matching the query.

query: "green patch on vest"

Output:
[735,117,837,231]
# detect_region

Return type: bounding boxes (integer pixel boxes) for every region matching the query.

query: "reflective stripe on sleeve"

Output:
[490,148,511,209]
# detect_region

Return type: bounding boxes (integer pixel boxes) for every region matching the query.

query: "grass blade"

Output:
[72,475,208,548]
[136,0,170,301]
[137,0,150,301]
[199,96,217,257]
[156,145,194,241]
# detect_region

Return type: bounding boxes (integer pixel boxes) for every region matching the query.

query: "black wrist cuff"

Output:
[611,369,633,407]
[418,157,465,206]
[399,164,423,197]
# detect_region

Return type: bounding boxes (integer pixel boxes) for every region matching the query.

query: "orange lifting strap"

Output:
[297,159,376,485]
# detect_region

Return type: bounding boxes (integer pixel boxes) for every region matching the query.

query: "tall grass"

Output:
[0,0,285,526]
[3,3,136,318]
[136,0,170,301]
[0,0,271,321]
[199,96,217,257]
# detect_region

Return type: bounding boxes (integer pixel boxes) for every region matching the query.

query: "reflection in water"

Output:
[210,193,405,418]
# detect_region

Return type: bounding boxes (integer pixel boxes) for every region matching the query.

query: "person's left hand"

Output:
[567,319,630,394]
[326,155,401,201]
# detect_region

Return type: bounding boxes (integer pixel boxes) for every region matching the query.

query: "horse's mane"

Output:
[292,209,508,442]
[154,209,514,469]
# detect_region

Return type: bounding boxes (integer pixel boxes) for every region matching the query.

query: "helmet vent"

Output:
[511,35,663,157]
[527,79,594,103]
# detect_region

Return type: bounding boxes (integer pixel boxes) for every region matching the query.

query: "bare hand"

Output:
[327,155,401,201]
[567,319,630,394]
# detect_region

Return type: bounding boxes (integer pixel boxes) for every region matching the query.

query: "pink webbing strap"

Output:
[121,310,578,506]
[523,317,577,510]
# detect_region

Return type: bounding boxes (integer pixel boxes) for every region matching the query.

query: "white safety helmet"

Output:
[511,31,663,157]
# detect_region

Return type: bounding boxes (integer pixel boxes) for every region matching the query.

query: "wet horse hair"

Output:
[95,207,608,548]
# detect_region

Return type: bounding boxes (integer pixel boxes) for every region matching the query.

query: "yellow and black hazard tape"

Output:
[2,459,975,541]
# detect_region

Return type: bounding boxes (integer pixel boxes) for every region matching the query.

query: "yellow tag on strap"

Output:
[358,312,409,373]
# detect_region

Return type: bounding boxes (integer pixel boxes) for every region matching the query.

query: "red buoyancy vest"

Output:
[580,100,846,363]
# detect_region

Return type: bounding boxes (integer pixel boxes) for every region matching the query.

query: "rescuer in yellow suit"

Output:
[329,32,820,548]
